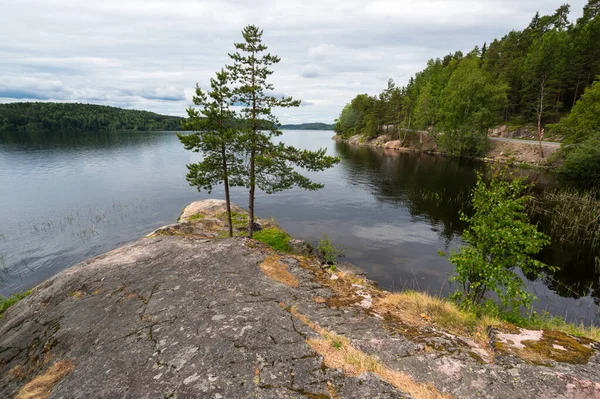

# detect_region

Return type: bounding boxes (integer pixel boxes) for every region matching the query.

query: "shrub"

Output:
[442,170,551,312]
[436,131,490,157]
[318,234,343,266]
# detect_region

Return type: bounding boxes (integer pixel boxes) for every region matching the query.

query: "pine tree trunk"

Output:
[248,49,257,239]
[248,147,255,238]
[222,144,233,238]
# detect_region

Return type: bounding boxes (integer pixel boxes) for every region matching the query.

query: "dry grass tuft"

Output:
[307,334,452,399]
[286,305,453,399]
[379,291,478,332]
[259,255,299,288]
[16,360,75,399]
[377,291,505,345]
[326,381,341,399]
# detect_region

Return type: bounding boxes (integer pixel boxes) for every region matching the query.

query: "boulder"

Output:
[384,140,402,149]
[288,239,314,256]
[179,199,245,222]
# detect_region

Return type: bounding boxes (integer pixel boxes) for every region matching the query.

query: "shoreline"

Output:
[333,133,561,170]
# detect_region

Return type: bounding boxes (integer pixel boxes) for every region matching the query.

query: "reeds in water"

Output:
[528,187,600,253]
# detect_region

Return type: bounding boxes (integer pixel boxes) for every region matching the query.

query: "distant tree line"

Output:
[0,102,184,133]
[279,123,335,130]
[334,0,600,177]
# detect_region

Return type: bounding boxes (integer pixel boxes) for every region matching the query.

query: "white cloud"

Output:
[301,64,321,78]
[0,0,588,123]
[308,43,339,60]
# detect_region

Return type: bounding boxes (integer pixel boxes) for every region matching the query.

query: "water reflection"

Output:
[0,130,172,151]
[333,141,600,323]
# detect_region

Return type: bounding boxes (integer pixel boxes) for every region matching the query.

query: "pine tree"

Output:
[178,69,244,237]
[227,25,339,237]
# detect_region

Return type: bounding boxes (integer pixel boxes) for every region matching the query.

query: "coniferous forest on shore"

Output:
[335,1,600,179]
[0,102,184,133]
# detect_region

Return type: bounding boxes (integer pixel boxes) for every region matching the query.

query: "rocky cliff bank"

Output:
[1,200,599,399]
[333,134,561,167]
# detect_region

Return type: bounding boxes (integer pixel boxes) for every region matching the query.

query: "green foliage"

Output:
[552,80,600,179]
[178,69,245,237]
[334,103,357,137]
[443,170,551,312]
[0,290,31,319]
[253,227,292,253]
[436,131,491,158]
[554,79,600,143]
[0,102,183,133]
[560,133,600,179]
[317,234,343,265]
[334,0,600,173]
[436,57,507,157]
[228,211,249,229]
[226,25,339,236]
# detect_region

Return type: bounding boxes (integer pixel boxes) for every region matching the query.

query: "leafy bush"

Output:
[551,80,600,180]
[442,170,551,312]
[560,133,600,180]
[436,131,490,157]
[318,234,343,266]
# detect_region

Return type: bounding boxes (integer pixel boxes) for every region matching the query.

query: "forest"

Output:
[0,102,184,133]
[334,1,600,178]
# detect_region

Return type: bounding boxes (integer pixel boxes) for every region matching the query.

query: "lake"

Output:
[1,130,598,325]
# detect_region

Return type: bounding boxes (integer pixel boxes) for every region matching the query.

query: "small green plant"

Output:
[253,227,292,253]
[0,290,31,319]
[187,213,205,221]
[227,211,249,230]
[318,234,343,266]
[331,337,344,349]
[442,169,551,313]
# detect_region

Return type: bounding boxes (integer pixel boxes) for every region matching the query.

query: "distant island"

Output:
[280,122,334,130]
[0,102,184,133]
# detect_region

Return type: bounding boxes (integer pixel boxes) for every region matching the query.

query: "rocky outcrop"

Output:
[1,200,599,398]
[178,199,245,222]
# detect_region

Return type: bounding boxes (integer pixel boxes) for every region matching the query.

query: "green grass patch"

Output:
[0,290,31,319]
[216,211,249,230]
[253,227,292,253]
[187,213,205,221]
[231,212,249,229]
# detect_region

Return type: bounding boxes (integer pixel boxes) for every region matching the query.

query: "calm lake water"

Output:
[1,130,598,325]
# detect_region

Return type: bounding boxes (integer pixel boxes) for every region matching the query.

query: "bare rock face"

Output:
[179,199,245,222]
[384,140,402,149]
[1,201,599,398]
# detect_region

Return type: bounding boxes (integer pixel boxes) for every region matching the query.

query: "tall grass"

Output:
[529,187,600,252]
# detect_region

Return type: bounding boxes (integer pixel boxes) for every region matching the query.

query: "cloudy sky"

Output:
[0,0,587,123]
